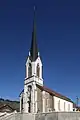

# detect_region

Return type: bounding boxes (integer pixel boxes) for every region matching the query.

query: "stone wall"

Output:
[45,92,54,112]
[15,113,35,120]
[37,87,43,112]
[35,112,80,120]
[1,112,80,120]
[0,113,35,120]
[35,112,58,120]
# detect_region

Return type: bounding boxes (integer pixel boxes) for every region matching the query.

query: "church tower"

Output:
[20,7,43,113]
[25,7,43,86]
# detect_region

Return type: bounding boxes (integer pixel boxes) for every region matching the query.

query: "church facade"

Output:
[19,10,74,113]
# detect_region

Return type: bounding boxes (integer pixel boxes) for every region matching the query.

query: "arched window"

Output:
[27,85,32,100]
[21,97,23,110]
[27,85,32,113]
[64,102,65,111]
[37,64,40,77]
[58,100,60,111]
[28,101,31,113]
[28,63,32,77]
[68,104,70,111]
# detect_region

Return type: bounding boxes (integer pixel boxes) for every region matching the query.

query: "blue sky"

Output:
[0,0,80,104]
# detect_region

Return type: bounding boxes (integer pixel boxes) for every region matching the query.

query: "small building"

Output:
[0,104,17,117]
[0,104,15,113]
[19,9,74,113]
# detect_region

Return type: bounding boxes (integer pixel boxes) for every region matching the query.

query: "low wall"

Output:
[15,113,35,120]
[0,113,35,120]
[35,112,80,120]
[1,112,80,120]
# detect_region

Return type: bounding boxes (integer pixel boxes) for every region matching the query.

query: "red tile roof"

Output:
[36,84,73,103]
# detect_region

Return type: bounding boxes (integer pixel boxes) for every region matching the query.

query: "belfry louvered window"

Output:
[37,64,40,77]
[28,63,32,77]
[21,97,23,110]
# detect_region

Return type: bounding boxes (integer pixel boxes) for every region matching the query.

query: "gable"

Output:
[0,105,15,112]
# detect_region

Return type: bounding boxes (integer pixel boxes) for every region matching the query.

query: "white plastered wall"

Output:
[54,96,73,112]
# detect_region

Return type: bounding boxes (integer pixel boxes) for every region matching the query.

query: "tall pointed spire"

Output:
[29,6,38,61]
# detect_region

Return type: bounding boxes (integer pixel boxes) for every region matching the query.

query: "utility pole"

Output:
[76,96,79,107]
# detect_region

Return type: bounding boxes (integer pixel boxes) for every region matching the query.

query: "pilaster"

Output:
[42,91,46,112]
[20,96,22,113]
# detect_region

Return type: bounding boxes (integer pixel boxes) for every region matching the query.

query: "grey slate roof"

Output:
[29,7,38,62]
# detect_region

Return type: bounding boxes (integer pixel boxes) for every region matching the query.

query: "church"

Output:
[19,9,74,113]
